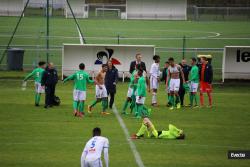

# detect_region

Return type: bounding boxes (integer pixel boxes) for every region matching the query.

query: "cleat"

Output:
[169,106,174,111]
[193,105,199,108]
[131,134,139,140]
[121,111,129,115]
[73,111,77,116]
[207,105,212,109]
[78,112,84,118]
[101,112,111,115]
[88,105,92,114]
[35,104,39,107]
[177,103,181,109]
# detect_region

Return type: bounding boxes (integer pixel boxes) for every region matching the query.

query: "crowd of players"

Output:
[23,53,213,167]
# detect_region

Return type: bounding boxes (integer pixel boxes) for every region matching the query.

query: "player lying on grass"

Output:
[131,111,185,140]
[188,57,199,108]
[88,64,110,115]
[166,57,185,110]
[150,55,161,107]
[23,61,46,106]
[81,127,109,167]
[63,63,94,117]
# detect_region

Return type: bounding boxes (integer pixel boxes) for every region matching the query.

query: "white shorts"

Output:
[84,159,102,167]
[169,79,180,92]
[96,85,108,98]
[189,82,199,93]
[73,89,86,101]
[136,96,146,104]
[35,82,44,93]
[150,76,158,89]
[127,87,133,98]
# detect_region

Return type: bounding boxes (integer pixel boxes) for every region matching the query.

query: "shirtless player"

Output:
[88,64,110,115]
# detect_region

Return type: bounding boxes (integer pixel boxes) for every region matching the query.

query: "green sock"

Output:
[194,94,198,105]
[167,95,170,104]
[190,93,194,106]
[73,101,79,110]
[122,100,129,112]
[35,94,38,104]
[102,99,108,112]
[136,123,147,136]
[36,94,41,105]
[79,101,85,113]
[175,96,180,104]
[130,95,136,113]
[170,95,174,107]
[90,100,98,108]
[134,103,139,116]
[137,105,143,117]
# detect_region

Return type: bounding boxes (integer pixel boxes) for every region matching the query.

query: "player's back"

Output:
[84,136,109,162]
[73,70,90,91]
[33,68,45,83]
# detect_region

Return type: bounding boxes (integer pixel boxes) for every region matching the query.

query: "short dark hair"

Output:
[79,63,85,70]
[153,55,160,61]
[165,61,169,64]
[176,133,185,140]
[201,57,207,61]
[102,64,108,68]
[168,57,174,62]
[93,127,101,137]
[191,57,197,62]
[38,61,46,66]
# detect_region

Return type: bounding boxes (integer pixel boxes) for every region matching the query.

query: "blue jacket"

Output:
[105,66,118,93]
[198,63,213,84]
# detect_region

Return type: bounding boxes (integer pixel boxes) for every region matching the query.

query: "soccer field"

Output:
[0,79,249,167]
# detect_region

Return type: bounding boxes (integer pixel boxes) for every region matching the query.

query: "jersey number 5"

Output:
[77,74,84,80]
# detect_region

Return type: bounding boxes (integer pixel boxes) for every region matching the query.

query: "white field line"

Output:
[112,105,145,167]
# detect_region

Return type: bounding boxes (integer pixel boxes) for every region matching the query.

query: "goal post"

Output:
[62,44,155,79]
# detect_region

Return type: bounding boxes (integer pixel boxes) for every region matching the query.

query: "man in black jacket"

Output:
[105,60,119,109]
[199,57,213,108]
[129,53,147,74]
[178,59,191,106]
[41,62,58,108]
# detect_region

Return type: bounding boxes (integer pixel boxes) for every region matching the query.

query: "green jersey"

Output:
[24,67,45,83]
[190,65,199,83]
[137,76,146,97]
[129,70,137,87]
[63,70,94,91]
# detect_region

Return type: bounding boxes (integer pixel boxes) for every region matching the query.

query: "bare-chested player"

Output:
[88,64,110,115]
[166,57,185,110]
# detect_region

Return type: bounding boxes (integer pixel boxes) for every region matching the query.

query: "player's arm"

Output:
[179,67,185,83]
[86,74,94,84]
[166,69,170,89]
[80,147,88,167]
[23,70,35,81]
[103,139,109,167]
[63,73,75,83]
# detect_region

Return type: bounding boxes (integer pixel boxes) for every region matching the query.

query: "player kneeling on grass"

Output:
[150,55,161,107]
[81,127,109,167]
[88,64,110,115]
[166,57,185,110]
[23,61,46,106]
[131,110,185,140]
[63,63,94,117]
[188,57,199,108]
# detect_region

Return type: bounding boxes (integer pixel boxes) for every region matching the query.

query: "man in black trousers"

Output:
[178,59,191,107]
[41,62,58,108]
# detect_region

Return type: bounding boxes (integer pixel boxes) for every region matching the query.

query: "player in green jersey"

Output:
[63,63,94,117]
[188,58,199,108]
[23,61,46,106]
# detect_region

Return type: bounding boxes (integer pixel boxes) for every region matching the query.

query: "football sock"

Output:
[36,94,41,105]
[152,92,157,104]
[73,101,79,110]
[90,100,98,108]
[122,100,129,112]
[79,101,84,113]
[102,99,108,112]
[208,92,212,106]
[169,95,174,107]
[200,93,204,106]
[190,93,194,106]
[194,94,198,105]
[175,95,180,104]
[136,123,147,137]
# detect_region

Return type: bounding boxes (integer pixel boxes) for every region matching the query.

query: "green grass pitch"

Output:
[0,79,249,167]
[0,16,250,166]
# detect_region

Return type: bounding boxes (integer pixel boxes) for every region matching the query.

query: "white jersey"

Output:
[150,63,160,78]
[83,136,109,162]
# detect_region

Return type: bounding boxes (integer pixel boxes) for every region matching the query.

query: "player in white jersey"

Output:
[166,57,185,110]
[81,127,109,167]
[150,55,161,106]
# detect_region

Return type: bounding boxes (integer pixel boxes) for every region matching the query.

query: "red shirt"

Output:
[201,64,206,81]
